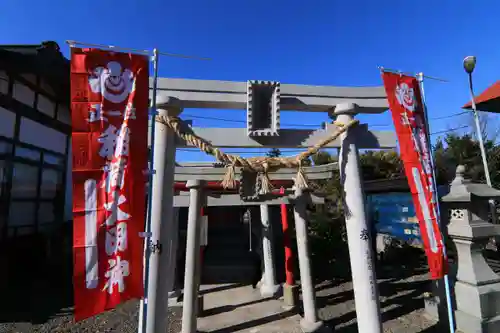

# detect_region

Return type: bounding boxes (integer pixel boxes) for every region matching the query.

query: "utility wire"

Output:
[182,113,318,128]
[429,125,470,136]
[182,111,470,129]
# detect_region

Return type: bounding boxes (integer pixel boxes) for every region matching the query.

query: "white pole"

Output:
[138,48,160,333]
[467,72,497,223]
[417,73,455,333]
[335,103,383,333]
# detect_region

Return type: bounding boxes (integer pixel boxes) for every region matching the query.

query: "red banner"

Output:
[381,72,447,280]
[71,48,149,320]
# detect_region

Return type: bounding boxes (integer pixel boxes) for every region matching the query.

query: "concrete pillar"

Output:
[181,180,205,333]
[259,204,280,297]
[293,188,329,332]
[167,207,182,305]
[335,103,382,333]
[143,104,181,333]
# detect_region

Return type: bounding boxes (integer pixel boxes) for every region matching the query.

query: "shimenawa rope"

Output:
[156,115,359,193]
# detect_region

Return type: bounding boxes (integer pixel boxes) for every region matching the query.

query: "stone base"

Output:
[168,289,182,307]
[456,310,500,333]
[282,283,299,308]
[169,297,183,308]
[423,294,439,320]
[260,283,281,298]
[300,319,331,333]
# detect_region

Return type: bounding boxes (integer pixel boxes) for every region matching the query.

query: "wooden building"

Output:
[0,41,72,281]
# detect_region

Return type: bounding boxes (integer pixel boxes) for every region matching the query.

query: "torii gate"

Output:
[144,78,396,333]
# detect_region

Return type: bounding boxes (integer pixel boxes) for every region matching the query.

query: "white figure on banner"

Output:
[87,104,124,123]
[395,82,416,112]
[105,222,128,256]
[103,191,131,226]
[102,158,127,193]
[98,124,131,160]
[114,125,130,158]
[88,61,136,104]
[103,256,130,294]
[124,102,136,121]
[98,125,118,160]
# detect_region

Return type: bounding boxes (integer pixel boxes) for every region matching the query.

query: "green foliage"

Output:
[311,151,336,166]
[307,134,500,280]
[307,209,351,280]
[433,133,500,187]
[359,150,404,180]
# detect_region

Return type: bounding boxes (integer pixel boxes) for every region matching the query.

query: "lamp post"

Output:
[463,56,497,224]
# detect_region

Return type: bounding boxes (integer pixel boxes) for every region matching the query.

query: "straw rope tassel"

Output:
[221,164,237,189]
[294,161,309,190]
[258,163,273,195]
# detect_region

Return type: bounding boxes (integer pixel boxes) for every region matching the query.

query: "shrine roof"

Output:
[462,81,500,113]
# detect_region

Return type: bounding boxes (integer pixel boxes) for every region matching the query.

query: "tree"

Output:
[434,133,500,187]
[465,111,500,144]
[359,150,403,180]
[312,151,336,166]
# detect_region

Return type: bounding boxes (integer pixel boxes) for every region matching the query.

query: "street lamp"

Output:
[463,56,496,222]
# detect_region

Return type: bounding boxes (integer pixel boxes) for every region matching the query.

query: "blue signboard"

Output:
[366,185,450,245]
[367,192,421,243]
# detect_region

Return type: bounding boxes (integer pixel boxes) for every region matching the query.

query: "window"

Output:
[19,117,67,153]
[0,140,12,155]
[37,94,56,117]
[8,201,36,226]
[13,82,35,107]
[44,152,64,167]
[0,107,15,139]
[15,146,41,161]
[11,163,39,199]
[40,168,61,199]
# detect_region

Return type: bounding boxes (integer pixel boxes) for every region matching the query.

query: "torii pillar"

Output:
[293,188,329,332]
[181,180,205,333]
[142,103,181,333]
[259,204,281,297]
[335,103,382,333]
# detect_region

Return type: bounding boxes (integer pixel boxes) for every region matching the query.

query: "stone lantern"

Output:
[441,165,500,333]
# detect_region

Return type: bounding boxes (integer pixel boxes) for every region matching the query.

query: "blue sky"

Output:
[2,0,500,162]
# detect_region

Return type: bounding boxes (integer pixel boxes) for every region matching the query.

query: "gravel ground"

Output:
[0,252,441,333]
[316,269,439,332]
[0,299,182,333]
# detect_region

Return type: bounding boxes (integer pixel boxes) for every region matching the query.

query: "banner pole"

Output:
[66,40,150,55]
[138,48,160,333]
[66,40,211,61]
[378,66,448,83]
[417,73,456,333]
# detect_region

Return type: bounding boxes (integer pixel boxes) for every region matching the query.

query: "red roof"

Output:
[462,81,500,113]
